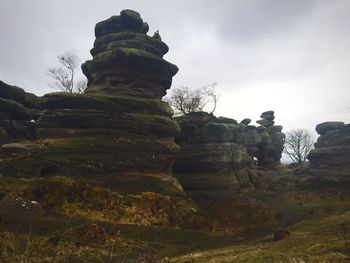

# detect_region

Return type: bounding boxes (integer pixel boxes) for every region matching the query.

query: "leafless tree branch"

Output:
[165,82,218,116]
[284,128,314,166]
[47,50,87,94]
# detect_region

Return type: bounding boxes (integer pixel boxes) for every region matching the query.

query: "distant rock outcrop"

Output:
[255,111,285,167]
[308,121,350,177]
[0,10,184,196]
[172,111,285,199]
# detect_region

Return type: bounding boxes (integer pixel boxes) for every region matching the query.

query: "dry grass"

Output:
[170,212,350,263]
[1,172,350,262]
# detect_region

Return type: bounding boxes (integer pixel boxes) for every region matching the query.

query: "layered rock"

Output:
[0,81,41,142]
[308,121,350,177]
[255,111,285,167]
[173,112,263,199]
[83,9,176,99]
[172,111,285,200]
[0,10,184,196]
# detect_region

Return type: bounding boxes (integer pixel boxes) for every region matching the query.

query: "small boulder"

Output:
[260,110,275,121]
[120,9,144,30]
[240,118,251,125]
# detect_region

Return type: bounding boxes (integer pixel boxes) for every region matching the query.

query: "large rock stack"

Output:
[173,111,285,199]
[0,10,184,196]
[173,112,263,199]
[83,10,176,99]
[308,121,350,177]
[255,111,285,167]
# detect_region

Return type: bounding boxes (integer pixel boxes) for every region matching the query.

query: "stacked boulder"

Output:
[0,10,184,196]
[308,121,350,176]
[255,111,285,167]
[173,111,285,199]
[83,9,176,99]
[173,112,264,199]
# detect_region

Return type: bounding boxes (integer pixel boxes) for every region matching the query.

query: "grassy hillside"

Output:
[0,168,349,262]
[170,212,350,262]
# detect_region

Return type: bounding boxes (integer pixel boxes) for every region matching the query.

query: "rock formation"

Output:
[308,121,350,177]
[0,10,184,196]
[172,111,285,199]
[173,113,263,199]
[255,111,285,167]
[0,81,41,142]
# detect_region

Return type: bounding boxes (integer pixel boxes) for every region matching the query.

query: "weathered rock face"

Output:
[173,112,262,199]
[172,111,285,199]
[308,121,350,177]
[0,81,41,142]
[82,9,177,99]
[255,111,285,167]
[0,10,184,196]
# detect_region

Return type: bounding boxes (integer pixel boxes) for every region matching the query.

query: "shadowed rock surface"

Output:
[308,121,350,178]
[0,81,41,142]
[0,10,184,197]
[172,111,285,200]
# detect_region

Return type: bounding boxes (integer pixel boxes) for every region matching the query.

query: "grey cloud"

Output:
[213,0,319,42]
[0,0,349,132]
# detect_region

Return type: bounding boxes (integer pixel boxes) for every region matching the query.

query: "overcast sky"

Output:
[0,0,349,136]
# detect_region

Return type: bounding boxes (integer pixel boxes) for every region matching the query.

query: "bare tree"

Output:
[165,82,218,116]
[284,128,314,166]
[47,50,87,93]
[75,79,88,94]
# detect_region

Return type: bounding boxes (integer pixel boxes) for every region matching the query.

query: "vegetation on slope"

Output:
[0,167,349,262]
